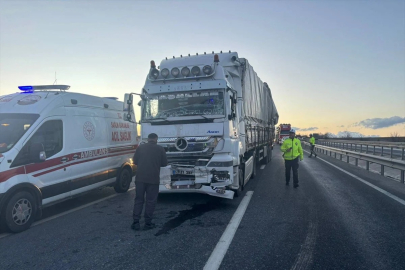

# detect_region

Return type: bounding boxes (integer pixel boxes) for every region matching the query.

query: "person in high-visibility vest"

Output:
[281,129,303,188]
[309,134,317,158]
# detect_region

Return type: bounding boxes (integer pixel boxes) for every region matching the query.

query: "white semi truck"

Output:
[124,51,278,199]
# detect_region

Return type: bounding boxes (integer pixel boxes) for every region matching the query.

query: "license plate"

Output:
[174,169,194,175]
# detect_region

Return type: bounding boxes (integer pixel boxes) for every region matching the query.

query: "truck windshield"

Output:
[280,131,290,135]
[142,91,225,120]
[0,113,40,153]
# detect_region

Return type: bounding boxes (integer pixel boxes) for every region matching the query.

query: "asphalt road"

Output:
[1,147,404,270]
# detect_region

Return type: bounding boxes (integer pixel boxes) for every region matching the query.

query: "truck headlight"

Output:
[203,65,212,75]
[161,68,170,78]
[181,67,190,77]
[171,67,180,77]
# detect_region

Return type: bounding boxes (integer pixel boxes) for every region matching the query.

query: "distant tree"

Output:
[390,132,400,142]
[338,131,352,138]
[324,132,333,139]
[391,132,400,137]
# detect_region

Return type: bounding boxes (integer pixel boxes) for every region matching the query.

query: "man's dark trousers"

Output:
[285,157,299,185]
[309,145,316,157]
[133,181,159,224]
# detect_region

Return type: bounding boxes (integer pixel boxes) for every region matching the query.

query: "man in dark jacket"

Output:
[131,133,167,230]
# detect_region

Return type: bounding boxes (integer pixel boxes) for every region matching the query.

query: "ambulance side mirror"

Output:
[124,113,132,122]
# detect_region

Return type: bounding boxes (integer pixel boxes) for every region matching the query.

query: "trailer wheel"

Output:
[114,168,132,193]
[234,168,244,197]
[2,191,37,233]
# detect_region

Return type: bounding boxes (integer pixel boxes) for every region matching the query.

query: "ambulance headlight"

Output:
[171,67,180,77]
[203,65,212,75]
[191,66,201,76]
[150,68,160,79]
[181,67,190,77]
[161,68,170,78]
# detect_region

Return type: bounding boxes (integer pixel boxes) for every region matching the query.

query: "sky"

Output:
[0,0,404,137]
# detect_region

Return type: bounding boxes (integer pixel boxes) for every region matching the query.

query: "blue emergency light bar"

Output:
[18,85,70,91]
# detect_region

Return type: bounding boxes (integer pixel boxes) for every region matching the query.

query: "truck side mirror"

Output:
[123,93,133,112]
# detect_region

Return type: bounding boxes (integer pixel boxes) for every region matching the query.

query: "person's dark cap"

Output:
[148,133,158,139]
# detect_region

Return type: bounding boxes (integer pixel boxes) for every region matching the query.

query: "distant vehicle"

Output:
[124,52,279,199]
[0,85,138,233]
[277,123,291,144]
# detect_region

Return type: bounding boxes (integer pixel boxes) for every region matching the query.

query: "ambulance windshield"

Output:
[142,91,225,120]
[0,113,40,153]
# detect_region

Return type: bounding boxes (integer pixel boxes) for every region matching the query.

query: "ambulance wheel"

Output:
[2,191,37,233]
[114,168,132,193]
[234,168,244,197]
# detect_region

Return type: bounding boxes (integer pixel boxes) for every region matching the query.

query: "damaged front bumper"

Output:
[159,183,234,199]
[159,164,235,199]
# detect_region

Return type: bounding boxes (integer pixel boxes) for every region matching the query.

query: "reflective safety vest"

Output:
[281,138,303,161]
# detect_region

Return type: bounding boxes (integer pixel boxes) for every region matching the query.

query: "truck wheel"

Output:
[267,146,272,163]
[114,168,132,193]
[234,168,244,197]
[251,156,257,179]
[3,191,37,233]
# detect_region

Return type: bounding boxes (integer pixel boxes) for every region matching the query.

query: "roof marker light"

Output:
[18,86,34,91]
[214,54,220,62]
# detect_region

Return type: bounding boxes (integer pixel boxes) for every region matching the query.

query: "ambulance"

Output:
[0,85,137,232]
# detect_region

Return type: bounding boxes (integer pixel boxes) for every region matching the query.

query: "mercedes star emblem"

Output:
[175,138,188,151]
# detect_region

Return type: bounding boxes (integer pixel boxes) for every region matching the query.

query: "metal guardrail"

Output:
[311,140,405,160]
[303,142,405,183]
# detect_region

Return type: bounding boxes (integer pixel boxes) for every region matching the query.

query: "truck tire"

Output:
[114,168,132,193]
[251,156,257,179]
[2,191,37,233]
[234,168,244,197]
[267,146,272,163]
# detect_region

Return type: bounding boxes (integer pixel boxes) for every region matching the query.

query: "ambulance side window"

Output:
[11,120,63,167]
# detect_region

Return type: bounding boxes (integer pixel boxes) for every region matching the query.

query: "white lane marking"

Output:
[260,165,266,170]
[204,191,254,270]
[0,187,135,239]
[303,150,405,207]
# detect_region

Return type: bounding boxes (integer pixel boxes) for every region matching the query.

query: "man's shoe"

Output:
[131,222,141,231]
[293,184,299,188]
[286,182,289,186]
[315,155,317,158]
[144,223,156,230]
[308,155,312,158]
